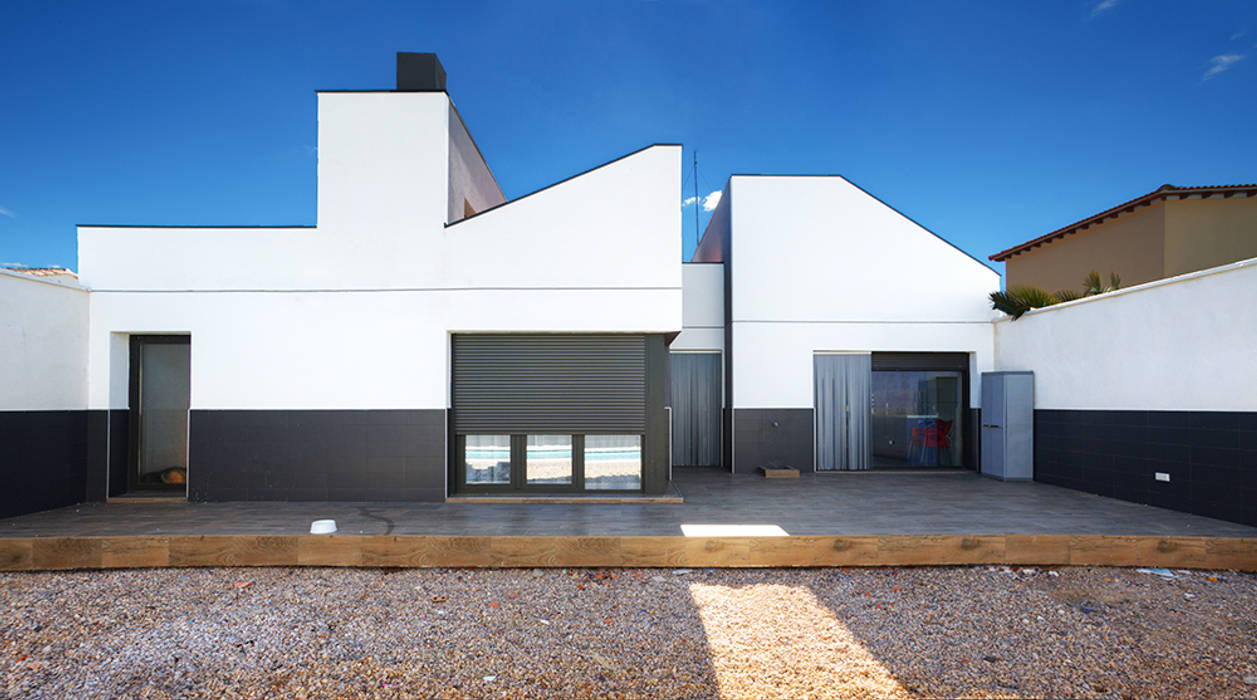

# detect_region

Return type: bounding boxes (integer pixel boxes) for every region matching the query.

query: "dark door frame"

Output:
[869,352,973,470]
[127,334,191,495]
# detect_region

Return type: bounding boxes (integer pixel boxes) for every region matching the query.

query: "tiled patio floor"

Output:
[2,469,1253,538]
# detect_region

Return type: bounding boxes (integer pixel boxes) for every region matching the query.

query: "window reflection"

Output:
[870,371,963,467]
[584,435,642,490]
[465,435,510,484]
[526,435,573,485]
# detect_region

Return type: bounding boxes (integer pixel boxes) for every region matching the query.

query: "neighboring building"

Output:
[3,266,78,281]
[991,184,1257,292]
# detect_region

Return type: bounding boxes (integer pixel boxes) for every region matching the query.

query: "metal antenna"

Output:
[693,150,700,243]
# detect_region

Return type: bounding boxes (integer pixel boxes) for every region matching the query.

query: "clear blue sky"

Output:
[2,1,1254,275]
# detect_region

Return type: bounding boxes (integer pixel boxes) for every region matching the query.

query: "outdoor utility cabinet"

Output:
[980,371,1034,481]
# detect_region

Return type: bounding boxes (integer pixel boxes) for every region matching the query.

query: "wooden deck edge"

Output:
[0,534,1253,572]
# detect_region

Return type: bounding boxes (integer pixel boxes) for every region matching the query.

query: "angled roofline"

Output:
[990,183,1257,262]
[315,89,447,94]
[444,143,682,228]
[448,98,505,201]
[691,180,731,262]
[77,224,316,229]
[723,174,997,274]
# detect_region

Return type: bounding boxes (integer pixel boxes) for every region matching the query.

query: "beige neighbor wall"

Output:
[1003,204,1165,292]
[1163,196,1257,277]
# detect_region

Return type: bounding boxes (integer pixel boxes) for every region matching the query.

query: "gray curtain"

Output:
[670,352,721,466]
[815,353,871,471]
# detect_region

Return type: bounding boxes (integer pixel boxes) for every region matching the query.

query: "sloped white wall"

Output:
[0,271,88,410]
[443,146,681,290]
[727,176,999,408]
[994,258,1257,411]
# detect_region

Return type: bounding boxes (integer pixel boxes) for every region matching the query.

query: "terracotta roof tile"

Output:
[3,266,78,279]
[989,184,1257,262]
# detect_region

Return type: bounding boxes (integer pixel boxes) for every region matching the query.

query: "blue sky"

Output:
[1,1,1253,275]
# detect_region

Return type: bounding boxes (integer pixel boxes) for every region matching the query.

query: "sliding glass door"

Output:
[870,370,964,467]
[815,352,971,471]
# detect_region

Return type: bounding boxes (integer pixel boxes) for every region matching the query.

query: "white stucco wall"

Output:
[994,258,1257,411]
[77,85,683,412]
[672,263,724,351]
[86,287,677,410]
[733,323,994,408]
[316,92,450,236]
[447,103,505,223]
[726,176,1000,408]
[0,271,88,410]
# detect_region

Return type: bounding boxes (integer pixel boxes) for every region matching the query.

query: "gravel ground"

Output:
[2,566,1255,699]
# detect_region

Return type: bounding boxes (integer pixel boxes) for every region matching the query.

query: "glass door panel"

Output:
[130,336,190,492]
[870,370,964,467]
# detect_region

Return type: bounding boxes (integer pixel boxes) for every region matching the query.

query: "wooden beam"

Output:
[1,535,1253,572]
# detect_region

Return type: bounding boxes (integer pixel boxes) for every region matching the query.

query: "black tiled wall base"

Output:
[0,411,87,518]
[188,410,447,502]
[1035,409,1257,527]
[84,409,129,501]
[732,408,815,474]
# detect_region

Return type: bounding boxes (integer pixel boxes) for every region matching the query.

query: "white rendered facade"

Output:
[3,53,1252,526]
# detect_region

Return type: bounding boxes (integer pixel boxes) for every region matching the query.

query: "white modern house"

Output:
[2,53,1253,528]
[678,176,998,474]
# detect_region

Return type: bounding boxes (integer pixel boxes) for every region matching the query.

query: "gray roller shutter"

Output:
[452,334,647,433]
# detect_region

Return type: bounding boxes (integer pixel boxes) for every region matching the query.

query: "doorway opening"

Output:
[815,352,972,471]
[670,351,722,468]
[126,335,190,497]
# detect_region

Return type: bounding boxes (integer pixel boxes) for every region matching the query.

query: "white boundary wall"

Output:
[994,258,1257,411]
[0,271,88,410]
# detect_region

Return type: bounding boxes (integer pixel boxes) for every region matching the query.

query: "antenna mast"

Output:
[692,150,700,242]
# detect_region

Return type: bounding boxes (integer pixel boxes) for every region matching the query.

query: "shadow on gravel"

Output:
[799,566,1257,699]
[0,567,724,699]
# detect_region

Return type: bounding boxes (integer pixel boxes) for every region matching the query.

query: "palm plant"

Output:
[988,286,1064,319]
[990,270,1122,320]
[1082,270,1121,295]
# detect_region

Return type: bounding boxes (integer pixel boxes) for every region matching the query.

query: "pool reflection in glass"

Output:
[526,435,573,485]
[464,435,510,484]
[584,435,642,490]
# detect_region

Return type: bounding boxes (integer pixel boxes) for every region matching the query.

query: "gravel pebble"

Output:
[1,566,1254,698]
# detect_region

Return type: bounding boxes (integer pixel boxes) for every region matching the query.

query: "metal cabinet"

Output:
[980,371,1034,481]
